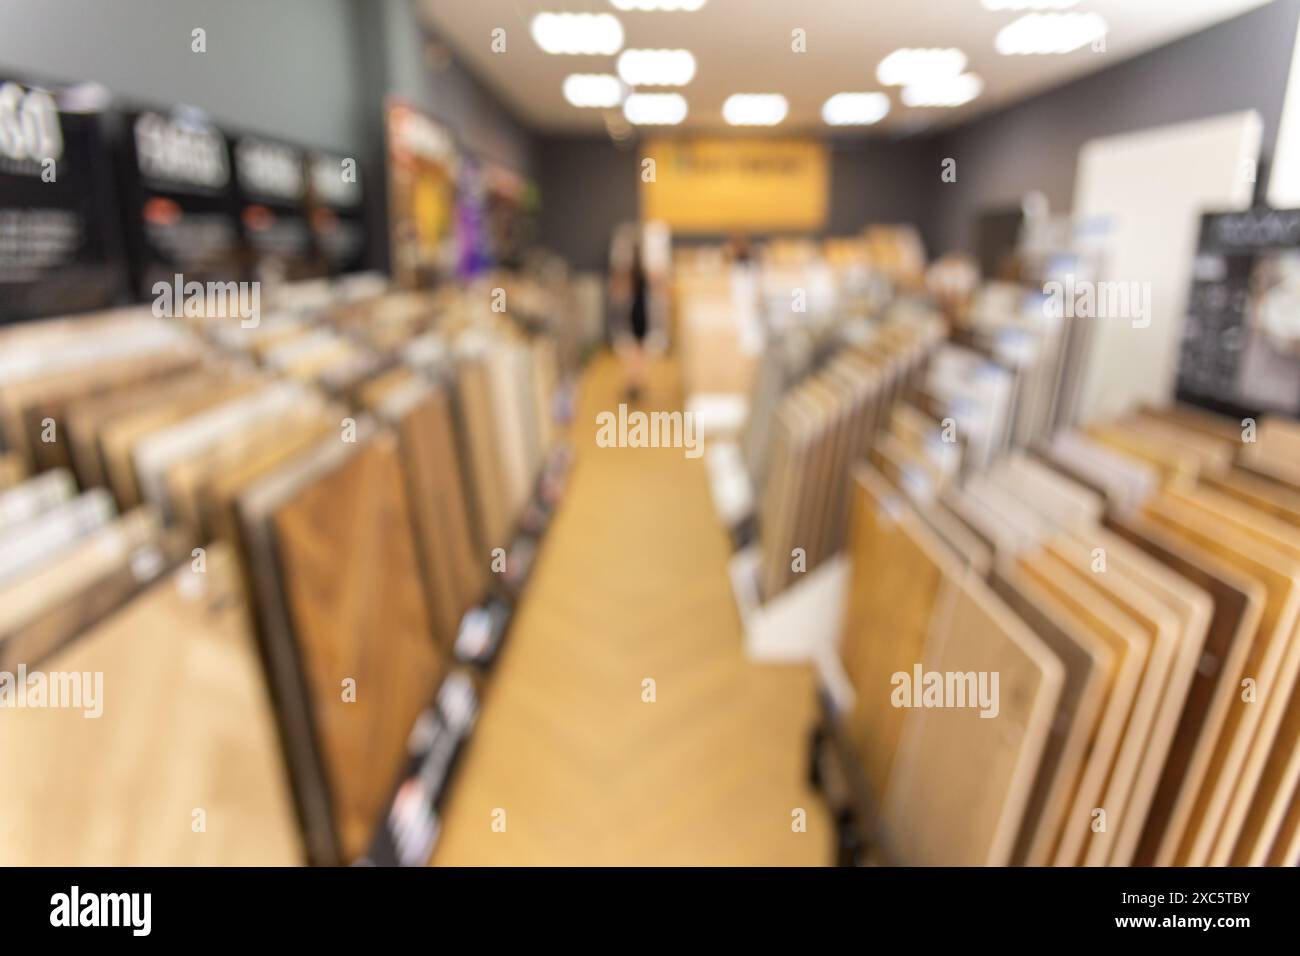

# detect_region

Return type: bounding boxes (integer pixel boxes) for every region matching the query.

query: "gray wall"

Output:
[0,0,367,153]
[926,0,1300,254]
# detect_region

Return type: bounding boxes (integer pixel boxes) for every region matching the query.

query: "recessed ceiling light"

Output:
[531,12,624,55]
[901,73,983,108]
[877,48,967,87]
[617,49,696,86]
[981,0,1078,9]
[623,92,688,125]
[722,93,788,126]
[995,12,1107,54]
[563,74,625,108]
[822,92,891,126]
[611,0,707,10]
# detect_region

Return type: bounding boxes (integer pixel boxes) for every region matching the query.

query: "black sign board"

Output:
[1176,207,1300,419]
[0,77,127,323]
[115,106,242,299]
[306,148,366,276]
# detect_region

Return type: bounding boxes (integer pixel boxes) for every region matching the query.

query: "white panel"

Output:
[1072,110,1262,421]
[1268,12,1300,208]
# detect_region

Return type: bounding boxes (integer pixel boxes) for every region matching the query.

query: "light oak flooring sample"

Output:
[1141,495,1300,865]
[880,562,1064,867]
[992,561,1111,866]
[0,543,301,865]
[1106,511,1265,866]
[1017,550,1148,866]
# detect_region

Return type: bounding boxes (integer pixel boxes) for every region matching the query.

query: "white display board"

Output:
[1072,111,1262,421]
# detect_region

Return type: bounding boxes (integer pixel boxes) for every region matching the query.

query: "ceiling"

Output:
[419,0,1275,135]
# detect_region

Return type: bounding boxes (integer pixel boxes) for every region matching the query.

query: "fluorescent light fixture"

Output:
[876,48,967,87]
[981,0,1078,9]
[531,12,624,55]
[996,12,1107,54]
[563,74,625,108]
[901,73,983,108]
[623,92,688,125]
[611,0,706,9]
[722,93,788,126]
[617,49,696,86]
[822,92,890,126]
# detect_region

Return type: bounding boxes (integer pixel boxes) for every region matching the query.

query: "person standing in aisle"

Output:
[609,230,653,402]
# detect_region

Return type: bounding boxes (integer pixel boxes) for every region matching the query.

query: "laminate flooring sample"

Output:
[1141,495,1300,865]
[991,561,1111,866]
[1068,528,1213,865]
[0,468,75,533]
[1046,535,1181,866]
[880,561,1063,867]
[839,466,958,809]
[0,543,301,865]
[0,489,115,587]
[266,432,446,863]
[1106,511,1265,866]
[1016,550,1147,866]
[1161,485,1300,866]
[455,350,511,555]
[373,380,484,652]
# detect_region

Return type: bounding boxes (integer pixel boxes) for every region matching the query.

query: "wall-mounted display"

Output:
[0,76,126,323]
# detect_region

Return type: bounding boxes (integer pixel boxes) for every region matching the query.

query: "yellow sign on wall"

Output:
[639,138,828,233]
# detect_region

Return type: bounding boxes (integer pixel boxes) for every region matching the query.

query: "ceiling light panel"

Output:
[617,49,696,86]
[981,0,1079,9]
[611,0,707,9]
[901,73,984,108]
[722,93,788,126]
[623,92,688,125]
[563,74,625,108]
[996,12,1108,54]
[877,48,967,87]
[822,92,890,126]
[531,12,624,55]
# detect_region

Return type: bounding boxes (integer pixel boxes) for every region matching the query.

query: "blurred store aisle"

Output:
[433,353,829,865]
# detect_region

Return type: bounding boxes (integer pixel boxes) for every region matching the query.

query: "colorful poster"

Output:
[385,98,458,288]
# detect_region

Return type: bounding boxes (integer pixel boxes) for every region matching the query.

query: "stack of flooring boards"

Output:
[834,400,1300,866]
[751,313,946,602]
[0,281,565,866]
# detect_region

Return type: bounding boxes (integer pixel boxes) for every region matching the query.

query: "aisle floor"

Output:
[432,353,830,865]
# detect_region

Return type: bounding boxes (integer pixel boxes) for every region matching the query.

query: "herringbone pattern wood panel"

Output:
[433,354,829,865]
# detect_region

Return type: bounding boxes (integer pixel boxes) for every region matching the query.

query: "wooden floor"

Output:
[432,353,830,865]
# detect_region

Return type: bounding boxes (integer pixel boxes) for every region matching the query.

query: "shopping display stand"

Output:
[707,439,849,662]
[366,438,575,866]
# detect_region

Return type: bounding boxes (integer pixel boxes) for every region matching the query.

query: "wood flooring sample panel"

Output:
[839,466,953,806]
[991,563,1111,866]
[880,569,1063,867]
[1106,512,1265,866]
[0,544,301,865]
[271,435,445,862]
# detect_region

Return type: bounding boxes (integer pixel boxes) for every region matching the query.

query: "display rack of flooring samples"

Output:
[828,400,1300,867]
[757,316,944,602]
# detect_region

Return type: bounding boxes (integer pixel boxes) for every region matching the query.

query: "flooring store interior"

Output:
[3,0,1300,875]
